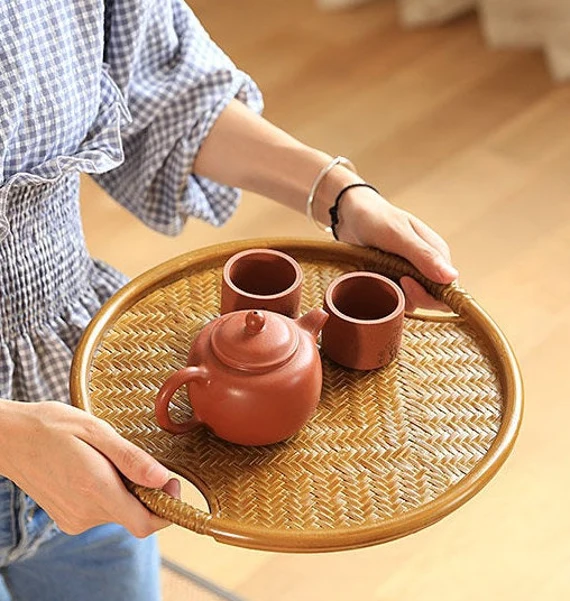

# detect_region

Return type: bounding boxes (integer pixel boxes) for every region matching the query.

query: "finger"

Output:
[400,276,452,312]
[162,478,181,499]
[409,215,452,264]
[67,442,169,537]
[399,225,458,285]
[141,478,182,533]
[112,475,181,536]
[96,463,174,537]
[121,496,171,537]
[77,417,170,489]
[135,478,183,534]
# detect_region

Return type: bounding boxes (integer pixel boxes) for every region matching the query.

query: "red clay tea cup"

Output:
[321,271,405,371]
[220,248,303,318]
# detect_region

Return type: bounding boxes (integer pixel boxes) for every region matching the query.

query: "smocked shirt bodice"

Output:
[0,0,262,403]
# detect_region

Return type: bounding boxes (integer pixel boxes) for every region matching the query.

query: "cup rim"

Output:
[324,271,405,324]
[223,248,304,300]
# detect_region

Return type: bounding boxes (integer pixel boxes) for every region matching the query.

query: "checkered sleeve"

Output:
[93,0,263,235]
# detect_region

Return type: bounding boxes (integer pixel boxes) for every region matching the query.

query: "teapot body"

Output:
[155,308,329,446]
[186,318,323,446]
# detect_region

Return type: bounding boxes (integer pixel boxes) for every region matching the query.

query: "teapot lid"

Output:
[210,310,299,371]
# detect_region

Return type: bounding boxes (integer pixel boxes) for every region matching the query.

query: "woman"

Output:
[0,1,457,599]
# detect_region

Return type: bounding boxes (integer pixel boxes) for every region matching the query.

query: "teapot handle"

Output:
[154,366,209,434]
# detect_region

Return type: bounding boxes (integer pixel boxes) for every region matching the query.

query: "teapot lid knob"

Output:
[244,311,265,335]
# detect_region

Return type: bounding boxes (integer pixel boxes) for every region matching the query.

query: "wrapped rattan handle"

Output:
[367,248,469,320]
[125,480,213,535]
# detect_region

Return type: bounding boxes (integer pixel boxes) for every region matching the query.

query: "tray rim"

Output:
[70,237,524,552]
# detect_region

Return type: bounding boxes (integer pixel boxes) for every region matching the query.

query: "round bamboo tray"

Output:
[70,238,523,553]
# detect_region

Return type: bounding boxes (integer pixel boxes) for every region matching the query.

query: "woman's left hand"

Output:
[334,186,458,312]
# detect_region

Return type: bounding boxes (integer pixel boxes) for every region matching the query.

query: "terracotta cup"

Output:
[220,249,304,318]
[321,272,405,370]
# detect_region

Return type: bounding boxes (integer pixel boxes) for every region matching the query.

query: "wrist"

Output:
[194,100,366,224]
[335,186,389,243]
[310,161,364,227]
[326,183,380,240]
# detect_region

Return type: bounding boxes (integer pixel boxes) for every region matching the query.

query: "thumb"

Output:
[404,235,458,285]
[114,441,170,489]
[79,418,170,489]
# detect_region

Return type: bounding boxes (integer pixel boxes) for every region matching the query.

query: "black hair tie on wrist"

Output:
[328,182,380,240]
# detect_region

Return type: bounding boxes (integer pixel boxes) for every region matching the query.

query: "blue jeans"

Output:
[0,477,161,601]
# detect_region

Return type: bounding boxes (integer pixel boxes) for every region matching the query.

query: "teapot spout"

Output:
[296,308,329,341]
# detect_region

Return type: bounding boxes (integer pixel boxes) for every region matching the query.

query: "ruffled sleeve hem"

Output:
[155,71,264,236]
[0,69,131,241]
[94,67,263,237]
[92,0,264,236]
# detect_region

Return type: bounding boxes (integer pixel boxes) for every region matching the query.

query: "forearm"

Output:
[192,98,458,311]
[193,99,363,225]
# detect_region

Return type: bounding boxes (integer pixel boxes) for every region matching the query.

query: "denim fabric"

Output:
[0,477,161,601]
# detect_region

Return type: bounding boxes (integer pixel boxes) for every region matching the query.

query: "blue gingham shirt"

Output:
[0,0,263,404]
[0,0,263,238]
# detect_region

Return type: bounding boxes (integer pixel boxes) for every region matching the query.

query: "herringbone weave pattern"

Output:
[80,241,516,551]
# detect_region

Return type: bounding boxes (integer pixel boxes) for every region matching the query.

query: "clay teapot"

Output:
[154,308,329,446]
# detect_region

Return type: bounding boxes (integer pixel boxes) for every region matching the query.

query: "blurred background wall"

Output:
[318,0,570,81]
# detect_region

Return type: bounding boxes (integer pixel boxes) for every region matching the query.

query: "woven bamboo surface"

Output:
[70,239,523,553]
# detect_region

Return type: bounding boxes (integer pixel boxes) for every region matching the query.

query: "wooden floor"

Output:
[81,1,570,599]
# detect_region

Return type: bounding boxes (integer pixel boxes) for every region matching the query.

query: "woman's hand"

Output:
[193,101,457,309]
[334,186,458,312]
[0,400,180,538]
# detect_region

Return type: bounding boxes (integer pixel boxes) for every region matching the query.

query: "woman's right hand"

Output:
[0,399,179,538]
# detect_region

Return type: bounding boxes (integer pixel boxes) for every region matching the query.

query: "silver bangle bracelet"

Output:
[306,156,356,233]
